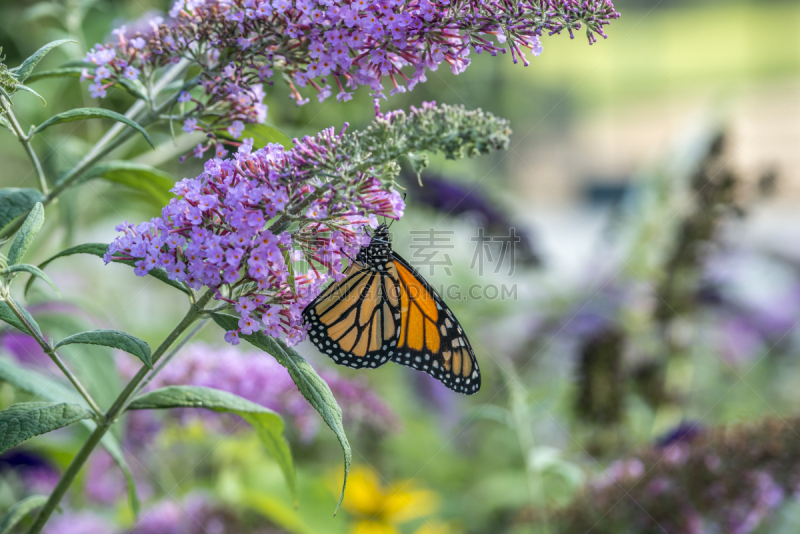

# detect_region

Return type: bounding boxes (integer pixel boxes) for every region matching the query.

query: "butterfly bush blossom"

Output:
[80,0,618,156]
[105,102,511,345]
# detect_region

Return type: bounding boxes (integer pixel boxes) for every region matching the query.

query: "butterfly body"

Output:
[303,225,481,394]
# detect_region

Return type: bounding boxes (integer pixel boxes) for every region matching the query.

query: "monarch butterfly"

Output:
[303,224,481,394]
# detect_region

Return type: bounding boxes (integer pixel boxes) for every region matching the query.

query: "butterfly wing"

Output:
[303,263,399,369]
[387,252,481,395]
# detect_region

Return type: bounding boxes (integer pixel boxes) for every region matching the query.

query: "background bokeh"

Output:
[2,0,800,533]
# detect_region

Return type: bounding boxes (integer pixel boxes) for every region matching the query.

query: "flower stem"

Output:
[133,317,210,397]
[1,296,102,417]
[26,289,213,534]
[0,95,48,194]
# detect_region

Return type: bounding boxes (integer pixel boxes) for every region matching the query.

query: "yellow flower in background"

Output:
[411,521,460,534]
[333,465,441,534]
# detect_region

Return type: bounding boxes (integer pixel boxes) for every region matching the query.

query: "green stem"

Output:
[1,96,48,194]
[26,290,213,534]
[133,317,210,397]
[1,296,102,416]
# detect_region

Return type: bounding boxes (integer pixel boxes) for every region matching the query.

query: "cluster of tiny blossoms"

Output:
[106,142,400,346]
[80,0,617,156]
[105,102,510,345]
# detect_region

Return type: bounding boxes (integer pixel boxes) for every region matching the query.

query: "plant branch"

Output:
[0,96,48,194]
[1,296,103,417]
[26,289,214,534]
[133,317,210,397]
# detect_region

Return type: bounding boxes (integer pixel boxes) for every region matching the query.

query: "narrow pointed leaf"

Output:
[0,358,139,516]
[10,39,76,82]
[83,161,174,207]
[14,85,46,106]
[34,108,154,148]
[0,495,49,534]
[7,202,44,265]
[25,66,85,84]
[0,300,42,337]
[55,329,152,369]
[4,264,58,294]
[0,189,45,233]
[25,242,189,296]
[210,313,350,513]
[128,385,296,503]
[114,78,147,101]
[0,402,91,453]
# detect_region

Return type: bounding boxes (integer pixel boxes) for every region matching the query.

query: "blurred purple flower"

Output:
[0,450,60,494]
[125,343,398,441]
[656,422,703,447]
[1,332,51,368]
[411,372,457,430]
[405,173,540,267]
[43,510,118,534]
[130,493,233,534]
[725,471,785,534]
[85,449,152,507]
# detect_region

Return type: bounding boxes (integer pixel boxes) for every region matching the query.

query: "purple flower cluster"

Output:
[105,128,404,346]
[80,0,617,154]
[129,493,230,534]
[120,342,399,441]
[557,417,800,534]
[42,511,117,534]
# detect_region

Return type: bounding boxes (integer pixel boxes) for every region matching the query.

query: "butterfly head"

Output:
[372,223,390,242]
[356,224,392,270]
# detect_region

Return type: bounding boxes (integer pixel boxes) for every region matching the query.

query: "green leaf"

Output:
[7,202,44,266]
[0,300,42,337]
[55,329,152,369]
[222,124,293,150]
[83,161,174,208]
[0,495,49,534]
[210,313,350,513]
[3,264,58,294]
[34,108,154,148]
[0,189,45,233]
[0,357,140,516]
[14,85,47,106]
[0,401,91,453]
[128,385,296,503]
[26,243,189,296]
[114,78,148,101]
[10,39,77,82]
[0,357,78,402]
[25,66,85,84]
